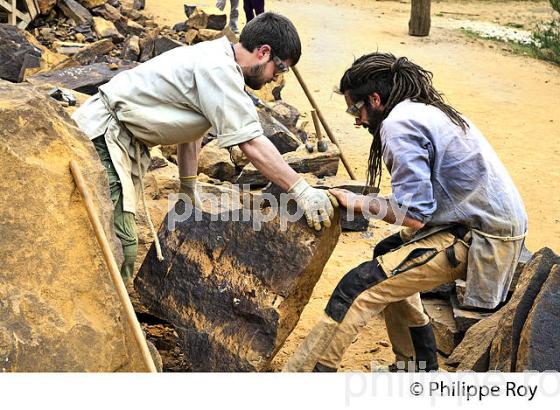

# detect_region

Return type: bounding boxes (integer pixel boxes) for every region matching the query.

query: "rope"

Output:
[136,141,164,261]
[471,228,527,242]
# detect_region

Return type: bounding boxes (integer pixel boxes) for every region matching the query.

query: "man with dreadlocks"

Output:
[284,52,527,373]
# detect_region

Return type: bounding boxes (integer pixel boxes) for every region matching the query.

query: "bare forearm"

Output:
[367,196,424,230]
[177,140,202,177]
[239,136,300,191]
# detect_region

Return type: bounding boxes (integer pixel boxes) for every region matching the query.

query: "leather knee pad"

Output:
[373,232,404,259]
[325,260,387,323]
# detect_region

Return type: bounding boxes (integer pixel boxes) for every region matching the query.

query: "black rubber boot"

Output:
[410,323,439,371]
[313,362,337,372]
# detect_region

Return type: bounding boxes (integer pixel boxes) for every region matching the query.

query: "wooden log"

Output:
[24,0,39,18]
[409,0,431,37]
[0,0,31,28]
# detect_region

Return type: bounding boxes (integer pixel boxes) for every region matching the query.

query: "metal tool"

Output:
[311,109,328,152]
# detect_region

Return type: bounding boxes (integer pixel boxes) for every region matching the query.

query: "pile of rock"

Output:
[31,1,235,58]
[421,247,560,372]
[1,2,237,93]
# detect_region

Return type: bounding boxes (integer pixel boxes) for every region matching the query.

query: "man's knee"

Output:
[325,260,387,323]
[373,232,404,259]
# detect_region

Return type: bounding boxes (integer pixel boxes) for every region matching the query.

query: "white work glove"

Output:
[289,178,338,231]
[216,0,226,11]
[179,176,202,208]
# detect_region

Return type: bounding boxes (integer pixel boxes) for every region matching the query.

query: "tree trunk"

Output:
[409,0,431,37]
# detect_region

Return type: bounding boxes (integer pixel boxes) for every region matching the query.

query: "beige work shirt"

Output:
[72,36,263,214]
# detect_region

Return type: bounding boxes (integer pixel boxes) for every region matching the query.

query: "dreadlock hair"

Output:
[339,52,469,189]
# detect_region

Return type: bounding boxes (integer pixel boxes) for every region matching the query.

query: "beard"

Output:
[364,103,385,135]
[243,62,268,90]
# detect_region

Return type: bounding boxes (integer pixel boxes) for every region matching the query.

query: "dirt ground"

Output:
[145,0,560,371]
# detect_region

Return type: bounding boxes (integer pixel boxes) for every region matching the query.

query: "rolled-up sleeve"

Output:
[381,119,436,224]
[194,63,263,148]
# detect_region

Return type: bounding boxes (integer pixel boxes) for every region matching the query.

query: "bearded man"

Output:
[72,12,336,284]
[284,52,527,372]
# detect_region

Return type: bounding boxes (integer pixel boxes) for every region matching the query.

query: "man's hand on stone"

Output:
[289,178,338,231]
[329,188,366,214]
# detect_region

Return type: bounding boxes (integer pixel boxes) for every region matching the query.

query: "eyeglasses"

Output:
[272,54,289,73]
[346,100,365,117]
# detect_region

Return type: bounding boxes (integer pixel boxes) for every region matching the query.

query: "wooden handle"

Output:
[292,66,357,180]
[311,109,323,141]
[70,160,157,373]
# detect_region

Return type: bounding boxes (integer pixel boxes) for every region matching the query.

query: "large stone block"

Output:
[58,0,93,26]
[27,61,138,95]
[236,146,340,187]
[264,175,376,232]
[134,198,341,371]
[268,101,300,132]
[53,39,115,69]
[449,293,493,332]
[38,0,57,14]
[0,25,66,83]
[198,139,238,182]
[0,81,144,371]
[0,24,42,83]
[422,298,462,356]
[258,109,301,154]
[515,264,560,371]
[489,248,559,371]
[445,308,503,372]
[187,6,227,30]
[78,0,106,9]
[92,16,123,41]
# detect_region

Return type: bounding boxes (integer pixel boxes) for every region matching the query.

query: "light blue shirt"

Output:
[381,100,527,309]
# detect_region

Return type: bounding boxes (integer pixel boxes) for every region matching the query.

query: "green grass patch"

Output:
[532,20,560,65]
[460,28,557,64]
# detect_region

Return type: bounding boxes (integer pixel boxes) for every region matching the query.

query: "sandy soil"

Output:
[145,0,560,371]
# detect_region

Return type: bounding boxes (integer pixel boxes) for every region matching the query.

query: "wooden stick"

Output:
[310,109,322,140]
[70,160,157,373]
[291,66,357,180]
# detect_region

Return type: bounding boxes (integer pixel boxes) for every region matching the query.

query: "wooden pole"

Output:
[9,0,17,25]
[291,66,357,180]
[70,160,157,373]
[310,109,322,140]
[409,0,431,37]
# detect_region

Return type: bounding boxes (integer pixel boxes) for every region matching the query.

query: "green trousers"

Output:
[93,136,138,284]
